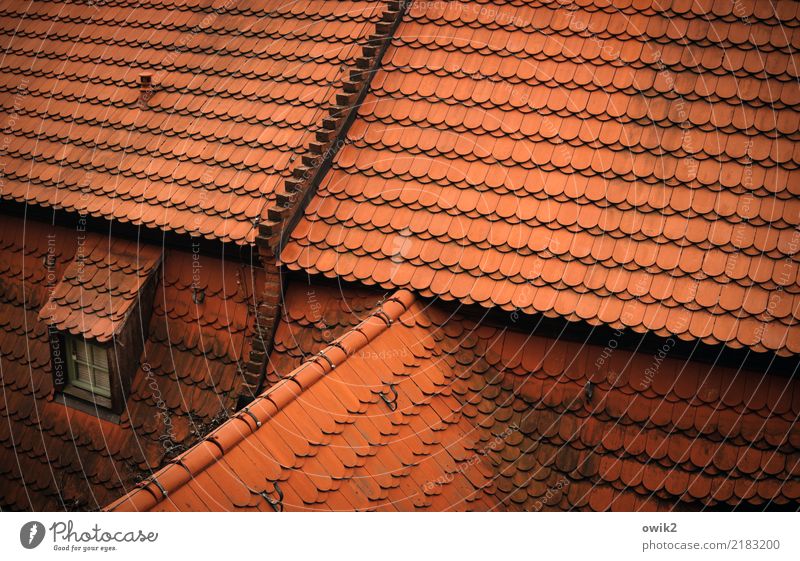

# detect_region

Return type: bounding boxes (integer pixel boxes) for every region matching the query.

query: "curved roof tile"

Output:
[282,0,800,355]
[0,0,388,244]
[108,283,800,512]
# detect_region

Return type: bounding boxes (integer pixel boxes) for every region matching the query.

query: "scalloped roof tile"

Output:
[0,0,387,244]
[38,237,162,343]
[281,0,800,355]
[107,283,800,512]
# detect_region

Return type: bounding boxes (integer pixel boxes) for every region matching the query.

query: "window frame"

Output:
[65,336,112,398]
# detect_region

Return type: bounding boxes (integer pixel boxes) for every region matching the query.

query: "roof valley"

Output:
[238,0,412,400]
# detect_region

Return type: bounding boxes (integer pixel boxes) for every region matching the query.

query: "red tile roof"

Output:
[281,0,800,354]
[0,0,387,244]
[38,237,162,343]
[108,283,800,512]
[0,215,262,510]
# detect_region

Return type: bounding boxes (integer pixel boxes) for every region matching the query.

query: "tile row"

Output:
[284,0,800,355]
[0,0,387,244]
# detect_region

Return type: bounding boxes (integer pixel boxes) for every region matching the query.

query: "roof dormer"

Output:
[39,237,162,414]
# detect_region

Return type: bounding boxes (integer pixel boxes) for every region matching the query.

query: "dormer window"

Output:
[39,237,162,414]
[66,337,112,399]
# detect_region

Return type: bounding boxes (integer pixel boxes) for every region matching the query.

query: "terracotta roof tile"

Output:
[38,237,161,343]
[282,0,800,354]
[0,215,262,510]
[108,282,800,512]
[0,0,387,244]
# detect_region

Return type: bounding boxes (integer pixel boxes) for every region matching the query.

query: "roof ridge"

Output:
[106,288,416,512]
[256,0,410,256]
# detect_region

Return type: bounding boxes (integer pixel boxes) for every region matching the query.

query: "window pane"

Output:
[94,368,111,394]
[71,340,93,383]
[73,359,92,384]
[91,344,109,372]
[73,338,89,362]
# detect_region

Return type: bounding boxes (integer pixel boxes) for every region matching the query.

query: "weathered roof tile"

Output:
[0,0,388,244]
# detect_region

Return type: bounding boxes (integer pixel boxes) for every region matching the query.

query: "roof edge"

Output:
[105,289,416,512]
[287,266,800,359]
